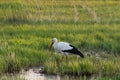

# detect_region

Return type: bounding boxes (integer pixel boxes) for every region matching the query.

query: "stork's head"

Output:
[52,38,58,43]
[49,38,57,50]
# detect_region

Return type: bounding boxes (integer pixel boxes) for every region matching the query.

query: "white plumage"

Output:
[53,42,73,52]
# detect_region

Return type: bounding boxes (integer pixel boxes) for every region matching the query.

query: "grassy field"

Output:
[0,0,120,79]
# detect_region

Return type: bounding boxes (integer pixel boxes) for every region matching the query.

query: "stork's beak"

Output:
[49,42,53,50]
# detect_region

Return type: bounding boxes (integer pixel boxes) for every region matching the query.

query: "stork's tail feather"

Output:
[77,51,84,58]
[69,45,84,58]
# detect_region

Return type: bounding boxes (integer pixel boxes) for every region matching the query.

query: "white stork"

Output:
[49,38,84,58]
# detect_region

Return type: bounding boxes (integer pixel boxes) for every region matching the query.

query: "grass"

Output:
[0,0,120,79]
[43,54,120,76]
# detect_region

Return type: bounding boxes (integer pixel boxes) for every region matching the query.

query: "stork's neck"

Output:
[53,41,58,48]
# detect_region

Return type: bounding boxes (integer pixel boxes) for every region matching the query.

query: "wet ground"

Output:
[0,68,100,80]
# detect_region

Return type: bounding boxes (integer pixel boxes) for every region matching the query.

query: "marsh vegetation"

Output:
[0,0,120,79]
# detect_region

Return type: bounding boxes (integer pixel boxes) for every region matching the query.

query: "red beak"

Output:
[49,42,53,50]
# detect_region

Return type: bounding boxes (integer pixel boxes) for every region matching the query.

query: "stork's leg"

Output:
[60,52,65,61]
[65,55,68,62]
[60,55,64,62]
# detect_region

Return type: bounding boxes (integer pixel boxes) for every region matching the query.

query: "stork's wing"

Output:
[57,42,73,51]
[62,44,84,58]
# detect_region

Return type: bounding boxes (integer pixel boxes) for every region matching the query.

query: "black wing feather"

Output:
[62,44,84,58]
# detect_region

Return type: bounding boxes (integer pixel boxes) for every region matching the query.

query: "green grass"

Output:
[0,0,120,79]
[43,54,120,76]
